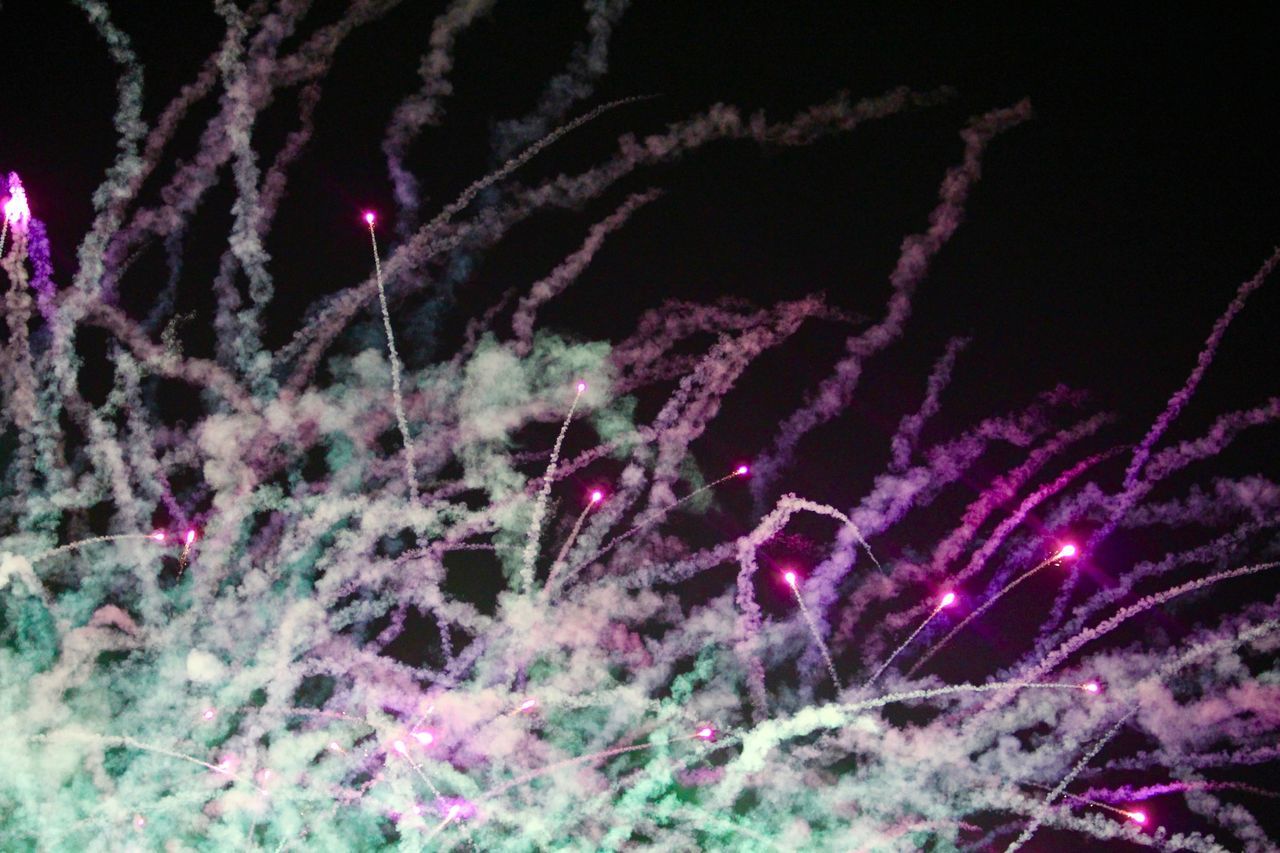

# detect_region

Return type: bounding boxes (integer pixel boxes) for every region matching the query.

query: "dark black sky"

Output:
[3,3,1279,848]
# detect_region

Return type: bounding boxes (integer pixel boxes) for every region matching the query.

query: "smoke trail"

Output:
[889,335,970,472]
[749,101,1033,507]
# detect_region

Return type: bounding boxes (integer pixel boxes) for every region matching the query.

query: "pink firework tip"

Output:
[184,529,197,546]
[783,570,798,587]
[576,380,587,393]
[1126,809,1148,825]
[3,181,30,225]
[1057,543,1077,559]
[150,530,166,542]
[735,464,749,476]
[392,739,409,756]
[590,490,604,504]
[411,729,435,746]
[363,211,376,226]
[518,698,538,712]
[940,591,957,607]
[695,725,716,741]
[201,707,216,721]
[1082,680,1101,694]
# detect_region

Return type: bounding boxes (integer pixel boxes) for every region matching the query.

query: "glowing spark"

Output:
[696,726,716,741]
[735,464,750,476]
[1126,810,1147,825]
[393,739,409,756]
[545,482,608,592]
[865,591,959,687]
[1082,681,1101,693]
[785,568,842,692]
[3,178,30,257]
[327,741,343,753]
[363,210,375,226]
[521,381,587,592]
[201,708,216,721]
[367,212,419,503]
[518,699,538,713]
[591,489,603,503]
[411,729,435,745]
[150,530,166,542]
[184,529,196,546]
[132,814,146,830]
[557,465,754,591]
[907,545,1076,677]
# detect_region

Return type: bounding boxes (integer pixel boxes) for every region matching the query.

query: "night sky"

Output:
[3,2,1278,848]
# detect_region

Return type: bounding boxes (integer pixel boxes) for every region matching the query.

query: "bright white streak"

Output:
[557,468,745,590]
[0,217,8,259]
[864,596,951,688]
[421,807,461,844]
[31,533,167,564]
[368,218,419,504]
[1005,710,1136,852]
[520,383,585,592]
[545,493,600,592]
[907,550,1068,677]
[789,575,842,692]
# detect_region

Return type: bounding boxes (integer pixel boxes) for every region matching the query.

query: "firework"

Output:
[0,5,1276,850]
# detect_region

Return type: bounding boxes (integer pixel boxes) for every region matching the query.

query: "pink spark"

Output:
[150,531,166,542]
[201,707,216,721]
[1126,810,1148,825]
[3,184,30,225]
[363,211,376,226]
[783,570,798,587]
[735,464,749,476]
[576,381,587,393]
[1057,543,1077,559]
[411,730,435,746]
[133,814,146,830]
[940,591,956,607]
[518,698,538,712]
[184,529,197,546]
[393,739,409,756]
[695,726,716,741]
[590,490,604,504]
[328,741,343,753]
[1082,681,1101,694]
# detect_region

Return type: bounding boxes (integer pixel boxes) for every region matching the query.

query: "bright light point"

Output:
[411,730,434,745]
[448,805,461,819]
[735,465,749,476]
[1127,810,1148,825]
[783,570,797,587]
[363,211,375,225]
[1082,681,1101,693]
[393,739,409,755]
[696,726,716,741]
[201,707,216,721]
[150,531,166,542]
[328,741,342,752]
[940,592,956,607]
[184,529,196,546]
[3,186,30,224]
[576,381,587,393]
[590,490,603,503]
[1058,543,1077,558]
[133,814,146,830]
[519,698,538,712]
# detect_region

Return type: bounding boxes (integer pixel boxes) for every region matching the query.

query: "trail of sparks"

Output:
[907,546,1075,677]
[865,591,955,687]
[786,571,842,692]
[521,382,586,592]
[366,212,419,504]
